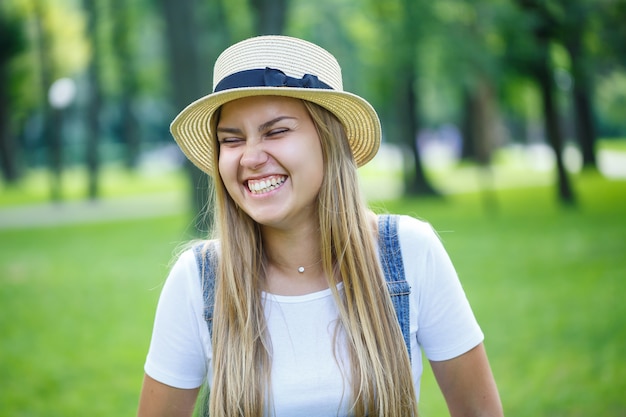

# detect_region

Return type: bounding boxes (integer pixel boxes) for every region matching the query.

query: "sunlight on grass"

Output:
[372,172,626,417]
[0,164,187,207]
[0,215,196,416]
[358,139,626,200]
[0,158,625,416]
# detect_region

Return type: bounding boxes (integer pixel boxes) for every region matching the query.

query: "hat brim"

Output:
[170,87,381,176]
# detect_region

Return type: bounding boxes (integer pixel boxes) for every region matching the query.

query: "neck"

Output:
[261,223,327,295]
[263,223,321,270]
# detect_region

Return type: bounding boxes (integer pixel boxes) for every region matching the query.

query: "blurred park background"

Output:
[1,0,625,415]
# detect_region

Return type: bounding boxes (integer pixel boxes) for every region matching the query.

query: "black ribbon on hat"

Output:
[214,67,333,93]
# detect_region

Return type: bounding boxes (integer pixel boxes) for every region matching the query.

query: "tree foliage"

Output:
[1,0,625,206]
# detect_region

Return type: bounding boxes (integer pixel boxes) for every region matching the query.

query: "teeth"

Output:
[247,176,285,194]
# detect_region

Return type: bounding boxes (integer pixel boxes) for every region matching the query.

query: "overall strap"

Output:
[377,214,412,357]
[193,215,411,357]
[193,242,218,337]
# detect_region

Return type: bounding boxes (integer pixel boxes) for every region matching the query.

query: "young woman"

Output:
[138,35,503,417]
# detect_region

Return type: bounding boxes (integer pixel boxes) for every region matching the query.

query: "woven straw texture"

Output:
[170,35,381,175]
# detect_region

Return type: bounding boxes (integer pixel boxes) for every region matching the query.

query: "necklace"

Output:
[268,255,322,274]
[297,259,322,273]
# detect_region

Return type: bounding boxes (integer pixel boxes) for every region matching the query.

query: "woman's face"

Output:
[217,96,324,230]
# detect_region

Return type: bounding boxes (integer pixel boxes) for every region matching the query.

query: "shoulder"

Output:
[375,213,440,253]
[375,213,447,276]
[395,213,434,233]
[162,246,203,297]
[163,239,220,296]
[389,214,456,284]
[172,244,202,272]
[174,240,220,270]
[391,214,441,251]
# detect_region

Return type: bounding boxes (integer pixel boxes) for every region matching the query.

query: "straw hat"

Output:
[170,35,381,175]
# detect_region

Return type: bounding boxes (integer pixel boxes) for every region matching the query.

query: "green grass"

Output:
[0,164,187,207]
[374,172,626,417]
[0,170,625,416]
[0,215,197,416]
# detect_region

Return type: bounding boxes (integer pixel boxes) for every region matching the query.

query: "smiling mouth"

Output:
[246,175,287,194]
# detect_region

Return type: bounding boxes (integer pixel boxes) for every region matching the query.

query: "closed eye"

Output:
[218,136,244,146]
[266,128,289,137]
[217,125,244,146]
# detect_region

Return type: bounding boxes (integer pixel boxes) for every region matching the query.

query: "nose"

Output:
[240,141,269,169]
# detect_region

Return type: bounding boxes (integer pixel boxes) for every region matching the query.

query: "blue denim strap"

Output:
[193,243,217,337]
[377,214,412,357]
[194,215,411,357]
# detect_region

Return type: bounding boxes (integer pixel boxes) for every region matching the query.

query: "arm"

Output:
[430,343,503,417]
[137,374,200,417]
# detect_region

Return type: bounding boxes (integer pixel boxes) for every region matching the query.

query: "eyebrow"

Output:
[217,116,297,135]
[258,116,297,132]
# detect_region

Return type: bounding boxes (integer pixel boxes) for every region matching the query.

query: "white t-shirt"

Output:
[144,215,484,415]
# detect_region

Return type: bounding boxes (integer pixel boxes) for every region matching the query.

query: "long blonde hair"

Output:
[205,99,417,416]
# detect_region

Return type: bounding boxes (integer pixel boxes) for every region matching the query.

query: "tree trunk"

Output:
[33,0,62,201]
[399,66,438,196]
[0,13,25,183]
[111,0,141,170]
[0,99,19,183]
[560,1,597,169]
[397,0,438,197]
[461,77,501,165]
[536,56,576,205]
[462,77,502,213]
[460,87,477,161]
[250,0,287,35]
[517,0,576,205]
[572,82,596,168]
[160,0,213,234]
[567,40,597,168]
[83,0,102,200]
[0,65,19,183]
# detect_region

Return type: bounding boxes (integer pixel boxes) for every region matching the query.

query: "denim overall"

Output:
[193,214,411,357]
